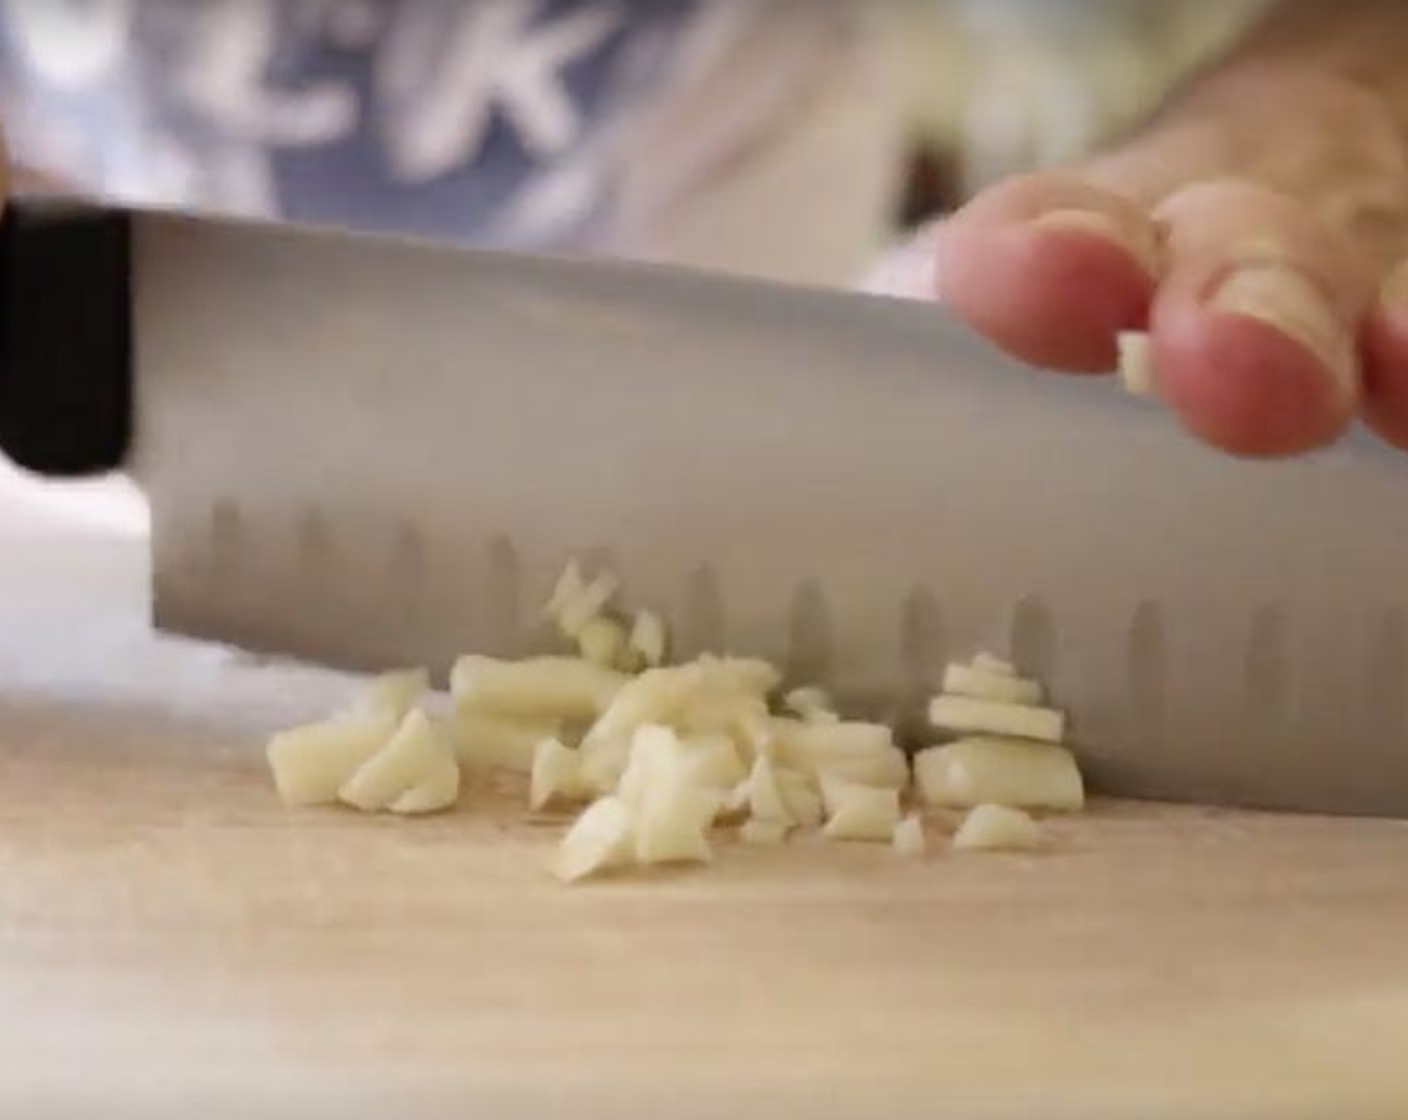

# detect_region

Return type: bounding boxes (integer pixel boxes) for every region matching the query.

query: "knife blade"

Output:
[4,199,1408,817]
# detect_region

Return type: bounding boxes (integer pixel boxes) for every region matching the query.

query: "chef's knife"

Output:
[3,197,1408,817]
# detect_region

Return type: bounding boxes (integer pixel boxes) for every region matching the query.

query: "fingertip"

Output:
[935,213,1156,372]
[1151,302,1353,457]
[1362,264,1408,450]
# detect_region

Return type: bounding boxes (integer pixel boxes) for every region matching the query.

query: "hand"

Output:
[903,60,1408,458]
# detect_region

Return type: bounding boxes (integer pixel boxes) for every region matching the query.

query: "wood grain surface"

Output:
[4,723,1408,1120]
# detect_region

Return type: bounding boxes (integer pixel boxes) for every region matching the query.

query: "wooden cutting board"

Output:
[4,721,1408,1120]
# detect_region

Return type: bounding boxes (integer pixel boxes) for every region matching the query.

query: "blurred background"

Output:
[0,0,1268,287]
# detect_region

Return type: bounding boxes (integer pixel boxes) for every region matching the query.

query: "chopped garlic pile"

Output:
[267,558,1090,877]
[916,650,1084,822]
[266,679,458,816]
[546,559,668,672]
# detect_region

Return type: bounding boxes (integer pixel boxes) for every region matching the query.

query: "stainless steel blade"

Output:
[129,210,1408,816]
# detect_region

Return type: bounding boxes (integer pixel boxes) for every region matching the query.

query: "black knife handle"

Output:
[0,197,131,476]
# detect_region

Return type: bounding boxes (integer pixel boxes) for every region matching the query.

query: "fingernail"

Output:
[1209,261,1356,400]
[1026,208,1163,278]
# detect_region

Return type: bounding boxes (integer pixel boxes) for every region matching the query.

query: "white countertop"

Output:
[0,460,363,754]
